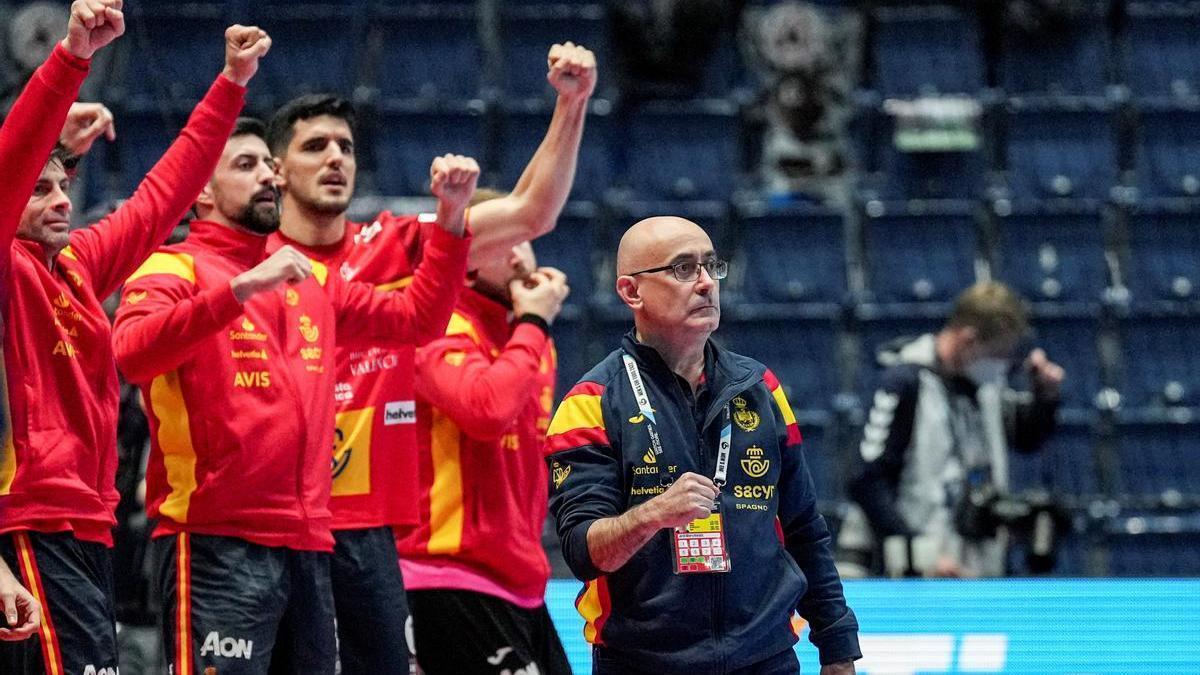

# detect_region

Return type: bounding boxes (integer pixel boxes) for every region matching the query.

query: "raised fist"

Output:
[229,245,312,303]
[60,102,115,156]
[222,25,272,87]
[429,153,480,229]
[61,0,125,60]
[547,42,597,102]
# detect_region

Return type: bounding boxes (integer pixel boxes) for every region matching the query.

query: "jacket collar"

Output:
[620,329,762,429]
[458,287,513,343]
[186,220,269,268]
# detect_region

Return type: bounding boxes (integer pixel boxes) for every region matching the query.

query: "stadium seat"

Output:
[1133,103,1200,200]
[621,99,741,200]
[734,203,848,305]
[718,315,841,411]
[530,203,600,307]
[868,5,984,96]
[1107,531,1200,576]
[1117,314,1200,408]
[797,418,844,503]
[496,101,615,203]
[1008,421,1099,496]
[1125,2,1200,97]
[549,314,587,401]
[1024,312,1103,411]
[861,202,979,304]
[368,4,481,100]
[119,4,228,108]
[991,203,1108,304]
[997,4,1111,95]
[250,4,365,100]
[1124,206,1200,307]
[1115,419,1200,496]
[500,4,610,99]
[370,103,486,196]
[1004,99,1118,200]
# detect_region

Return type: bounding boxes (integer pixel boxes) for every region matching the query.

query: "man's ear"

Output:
[273,158,287,190]
[195,181,215,211]
[615,275,641,311]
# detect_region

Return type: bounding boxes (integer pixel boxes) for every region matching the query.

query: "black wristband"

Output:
[516,313,551,336]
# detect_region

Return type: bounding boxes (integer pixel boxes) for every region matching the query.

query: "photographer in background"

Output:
[847,282,1065,577]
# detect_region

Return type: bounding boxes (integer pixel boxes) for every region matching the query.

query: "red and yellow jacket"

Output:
[270,214,438,531]
[112,220,468,551]
[0,57,245,545]
[397,288,556,606]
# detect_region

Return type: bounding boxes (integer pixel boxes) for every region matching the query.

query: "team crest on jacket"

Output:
[741,446,770,478]
[125,290,147,305]
[552,461,572,488]
[285,288,299,306]
[732,397,760,432]
[298,315,320,343]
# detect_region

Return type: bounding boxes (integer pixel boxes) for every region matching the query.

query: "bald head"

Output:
[617,216,712,276]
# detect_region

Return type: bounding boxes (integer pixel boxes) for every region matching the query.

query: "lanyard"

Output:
[622,353,732,487]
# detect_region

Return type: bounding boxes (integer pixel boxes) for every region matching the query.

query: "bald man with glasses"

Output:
[543,216,860,674]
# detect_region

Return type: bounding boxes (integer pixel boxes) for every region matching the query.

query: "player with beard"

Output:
[264,40,596,674]
[111,118,476,675]
[0,7,264,672]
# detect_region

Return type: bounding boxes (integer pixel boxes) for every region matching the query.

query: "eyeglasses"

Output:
[627,258,728,282]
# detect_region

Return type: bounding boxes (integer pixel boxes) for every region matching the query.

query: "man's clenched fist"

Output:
[429,154,480,237]
[222,25,271,87]
[62,0,125,60]
[230,245,312,303]
[547,41,597,102]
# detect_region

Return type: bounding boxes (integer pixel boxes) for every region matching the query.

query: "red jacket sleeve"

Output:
[67,75,246,299]
[0,44,90,253]
[112,259,244,383]
[415,322,549,442]
[333,225,470,346]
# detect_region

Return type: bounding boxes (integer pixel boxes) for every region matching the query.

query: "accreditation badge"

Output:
[672,511,730,574]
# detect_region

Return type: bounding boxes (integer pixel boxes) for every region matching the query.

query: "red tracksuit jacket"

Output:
[398,288,557,606]
[112,220,468,551]
[0,58,245,545]
[269,214,437,532]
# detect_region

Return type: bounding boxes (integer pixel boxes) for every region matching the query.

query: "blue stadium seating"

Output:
[1107,532,1200,575]
[370,103,486,196]
[992,203,1108,304]
[368,4,481,100]
[1115,419,1200,496]
[1008,421,1099,496]
[621,100,741,200]
[1134,104,1200,200]
[797,418,844,503]
[1125,2,1200,97]
[250,4,365,100]
[119,4,228,108]
[860,202,978,304]
[718,315,841,411]
[531,203,599,307]
[867,107,987,200]
[997,4,1111,95]
[548,314,587,398]
[1124,206,1200,307]
[500,4,610,99]
[1118,314,1200,408]
[1024,312,1103,411]
[496,102,615,203]
[869,5,983,96]
[1004,99,1118,200]
[734,204,847,305]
